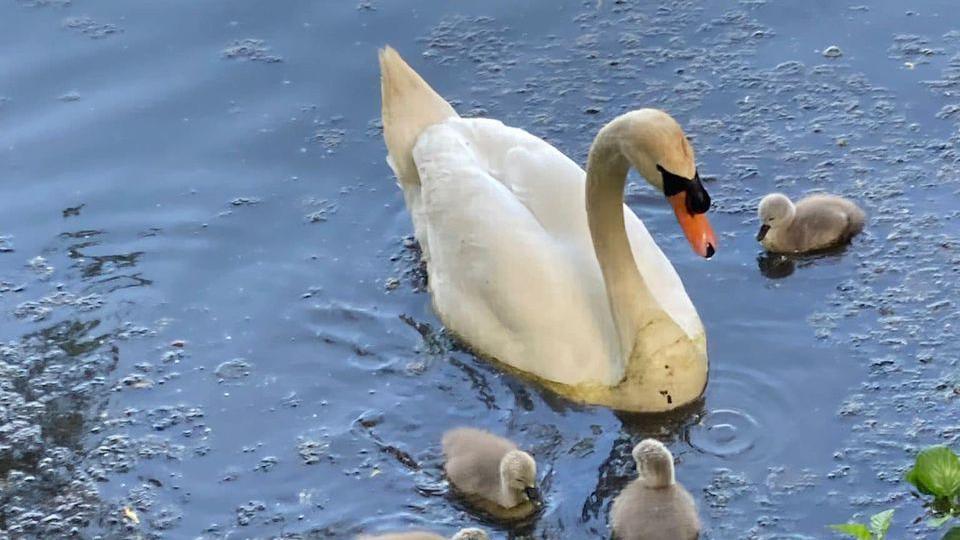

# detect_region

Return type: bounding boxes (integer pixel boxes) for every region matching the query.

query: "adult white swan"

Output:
[379,47,717,412]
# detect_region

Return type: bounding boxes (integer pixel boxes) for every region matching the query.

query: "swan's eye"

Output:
[656,164,711,214]
[657,164,690,197]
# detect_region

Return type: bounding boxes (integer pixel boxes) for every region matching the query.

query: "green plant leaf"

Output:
[906,465,935,495]
[942,527,960,540]
[915,446,960,498]
[930,515,953,528]
[869,509,894,538]
[829,523,873,540]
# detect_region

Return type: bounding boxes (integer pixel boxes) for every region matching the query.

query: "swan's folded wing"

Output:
[411,119,620,386]
[447,118,701,341]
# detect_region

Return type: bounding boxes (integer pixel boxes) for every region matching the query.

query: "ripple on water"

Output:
[689,408,759,458]
[215,358,252,382]
[687,365,794,461]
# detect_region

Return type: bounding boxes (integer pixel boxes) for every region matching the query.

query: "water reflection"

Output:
[0,217,154,535]
[757,252,796,279]
[757,245,853,279]
[0,316,120,536]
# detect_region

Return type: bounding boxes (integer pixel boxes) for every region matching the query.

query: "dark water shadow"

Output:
[757,243,853,279]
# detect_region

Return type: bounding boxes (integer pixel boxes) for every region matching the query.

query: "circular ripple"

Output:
[688,408,759,457]
[685,364,795,461]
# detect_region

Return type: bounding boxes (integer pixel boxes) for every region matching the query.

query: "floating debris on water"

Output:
[230,196,262,207]
[61,16,121,39]
[16,0,71,7]
[311,127,346,152]
[62,203,84,218]
[822,45,843,58]
[221,39,283,63]
[122,506,140,525]
[26,255,53,278]
[297,438,331,465]
[235,500,266,526]
[254,456,279,472]
[13,292,104,321]
[57,91,81,102]
[215,358,252,382]
[304,198,339,223]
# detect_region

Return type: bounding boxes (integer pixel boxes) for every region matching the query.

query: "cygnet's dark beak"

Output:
[524,486,542,505]
[756,224,771,242]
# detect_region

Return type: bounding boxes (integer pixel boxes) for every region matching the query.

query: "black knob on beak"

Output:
[657,165,712,215]
[685,173,711,215]
[524,486,542,505]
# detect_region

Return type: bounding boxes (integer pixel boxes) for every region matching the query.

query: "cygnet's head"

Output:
[632,439,675,488]
[450,528,489,540]
[757,193,796,241]
[499,449,540,504]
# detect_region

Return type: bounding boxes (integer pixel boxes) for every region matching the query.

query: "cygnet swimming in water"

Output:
[610,439,700,540]
[356,528,488,540]
[442,427,541,520]
[756,193,865,254]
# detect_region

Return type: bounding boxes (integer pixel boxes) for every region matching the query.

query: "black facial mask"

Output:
[657,164,711,215]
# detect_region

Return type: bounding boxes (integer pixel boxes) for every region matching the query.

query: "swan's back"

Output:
[413,118,623,385]
[610,482,700,540]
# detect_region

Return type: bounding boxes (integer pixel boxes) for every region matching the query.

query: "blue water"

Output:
[2,0,960,538]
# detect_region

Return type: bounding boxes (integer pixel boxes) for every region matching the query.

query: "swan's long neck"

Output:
[586,118,660,365]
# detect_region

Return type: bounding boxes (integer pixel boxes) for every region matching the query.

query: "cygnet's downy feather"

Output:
[442,427,540,520]
[757,193,865,254]
[610,439,700,540]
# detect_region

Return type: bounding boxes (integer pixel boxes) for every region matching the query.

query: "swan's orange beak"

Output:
[668,192,717,258]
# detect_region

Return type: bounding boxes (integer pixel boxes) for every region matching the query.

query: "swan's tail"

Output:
[379,46,457,186]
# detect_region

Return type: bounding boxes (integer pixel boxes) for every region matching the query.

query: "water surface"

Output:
[2,0,960,538]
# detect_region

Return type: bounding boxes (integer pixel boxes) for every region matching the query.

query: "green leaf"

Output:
[829,523,873,540]
[869,509,894,539]
[930,515,953,528]
[915,446,960,498]
[906,465,934,495]
[942,527,960,540]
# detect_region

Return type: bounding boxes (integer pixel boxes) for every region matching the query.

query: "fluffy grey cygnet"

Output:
[757,192,865,253]
[610,439,700,540]
[442,427,540,519]
[356,528,488,540]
